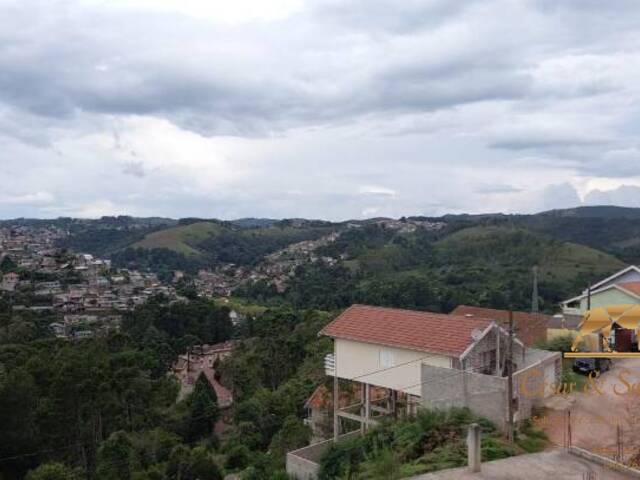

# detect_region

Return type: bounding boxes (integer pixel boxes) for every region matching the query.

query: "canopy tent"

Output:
[571,304,640,352]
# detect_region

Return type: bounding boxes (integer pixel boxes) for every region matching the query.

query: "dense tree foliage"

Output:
[241,224,621,313]
[0,291,333,479]
[217,308,331,475]
[0,296,233,480]
[111,248,200,280]
[122,296,233,376]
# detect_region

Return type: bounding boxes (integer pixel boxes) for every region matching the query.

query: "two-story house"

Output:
[319,304,559,437]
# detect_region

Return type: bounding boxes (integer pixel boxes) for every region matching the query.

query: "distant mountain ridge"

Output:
[536,205,640,219]
[4,205,639,312]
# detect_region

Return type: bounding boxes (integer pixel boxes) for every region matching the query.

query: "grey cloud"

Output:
[1,0,640,219]
[313,0,480,33]
[121,160,145,178]
[475,184,522,194]
[0,0,538,138]
[584,185,640,207]
[489,135,608,151]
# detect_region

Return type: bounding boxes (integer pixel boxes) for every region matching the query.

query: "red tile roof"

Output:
[450,305,550,347]
[618,282,640,297]
[320,304,492,356]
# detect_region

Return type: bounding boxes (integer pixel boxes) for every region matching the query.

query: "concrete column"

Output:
[467,423,481,473]
[360,383,366,434]
[364,383,371,431]
[461,359,469,408]
[390,389,397,420]
[495,325,501,376]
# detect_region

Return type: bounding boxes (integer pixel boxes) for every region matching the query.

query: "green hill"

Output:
[51,206,635,312]
[257,224,625,313]
[125,220,336,268]
[133,221,224,257]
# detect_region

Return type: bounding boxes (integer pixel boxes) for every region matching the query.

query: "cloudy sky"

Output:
[2,0,640,220]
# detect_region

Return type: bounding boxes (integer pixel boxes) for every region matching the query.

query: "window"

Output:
[379,348,394,368]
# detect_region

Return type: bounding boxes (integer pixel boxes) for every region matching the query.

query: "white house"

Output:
[561,265,640,326]
[287,304,561,480]
[318,304,560,436]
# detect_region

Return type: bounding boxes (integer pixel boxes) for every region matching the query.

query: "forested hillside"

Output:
[0,295,328,479]
[42,206,640,313]
[240,223,623,313]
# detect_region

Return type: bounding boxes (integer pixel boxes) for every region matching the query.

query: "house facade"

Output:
[318,304,558,436]
[288,304,560,480]
[560,266,640,351]
[561,265,640,319]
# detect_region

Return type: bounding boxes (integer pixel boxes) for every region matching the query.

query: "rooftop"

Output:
[320,304,492,356]
[450,305,550,346]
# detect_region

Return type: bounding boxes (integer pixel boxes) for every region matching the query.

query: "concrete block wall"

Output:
[421,364,508,431]
[286,431,361,480]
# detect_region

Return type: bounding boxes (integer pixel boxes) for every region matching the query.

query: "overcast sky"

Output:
[2,0,640,220]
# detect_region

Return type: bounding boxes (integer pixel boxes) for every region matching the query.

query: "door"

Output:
[615,328,633,352]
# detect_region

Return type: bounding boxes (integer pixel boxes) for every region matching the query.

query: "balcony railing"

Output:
[324,353,335,376]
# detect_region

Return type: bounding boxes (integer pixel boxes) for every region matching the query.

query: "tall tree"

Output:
[184,373,219,442]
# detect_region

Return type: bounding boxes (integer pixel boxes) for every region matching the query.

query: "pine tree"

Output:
[185,373,219,442]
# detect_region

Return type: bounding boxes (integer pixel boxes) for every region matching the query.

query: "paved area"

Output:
[410,449,636,479]
[542,358,640,455]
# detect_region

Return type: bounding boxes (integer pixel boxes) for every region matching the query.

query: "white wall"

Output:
[579,288,638,312]
[335,338,452,396]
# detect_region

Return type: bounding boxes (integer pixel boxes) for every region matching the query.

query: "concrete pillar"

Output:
[360,383,366,434]
[467,423,481,473]
[390,389,397,420]
[495,325,501,376]
[461,359,469,408]
[364,383,371,431]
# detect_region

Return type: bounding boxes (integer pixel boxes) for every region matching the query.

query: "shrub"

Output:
[225,444,251,471]
[481,437,517,461]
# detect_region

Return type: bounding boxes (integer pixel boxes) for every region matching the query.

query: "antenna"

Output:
[531,265,539,313]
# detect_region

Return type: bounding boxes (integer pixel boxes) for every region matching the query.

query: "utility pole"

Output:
[531,266,539,313]
[587,284,603,351]
[507,309,514,444]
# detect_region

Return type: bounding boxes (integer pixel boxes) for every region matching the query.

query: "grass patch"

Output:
[318,408,534,480]
[562,358,587,392]
[515,420,549,453]
[134,221,222,256]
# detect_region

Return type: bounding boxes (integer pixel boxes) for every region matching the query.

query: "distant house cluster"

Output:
[193,232,342,297]
[0,225,182,339]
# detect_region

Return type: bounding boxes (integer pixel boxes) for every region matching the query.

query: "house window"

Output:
[379,348,394,368]
[480,349,497,375]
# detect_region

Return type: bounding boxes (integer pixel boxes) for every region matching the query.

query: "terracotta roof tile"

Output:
[450,305,550,347]
[320,304,492,356]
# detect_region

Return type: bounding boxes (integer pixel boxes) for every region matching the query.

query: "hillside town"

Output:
[192,218,446,297]
[0,225,181,339]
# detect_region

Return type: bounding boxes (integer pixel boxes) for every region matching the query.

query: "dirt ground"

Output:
[540,358,640,459]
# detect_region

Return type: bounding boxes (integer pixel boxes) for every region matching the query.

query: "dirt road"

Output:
[541,358,640,457]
